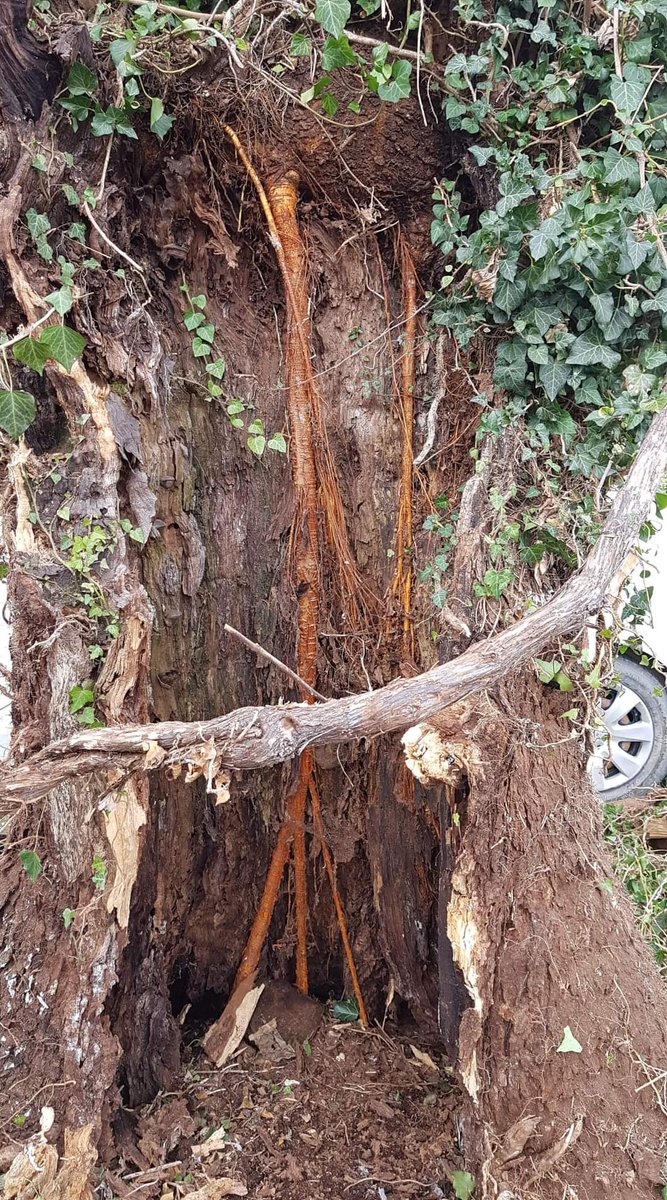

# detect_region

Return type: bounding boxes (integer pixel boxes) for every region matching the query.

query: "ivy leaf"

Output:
[539,361,571,402]
[589,292,614,326]
[19,850,43,882]
[531,18,556,43]
[445,52,467,76]
[529,218,560,261]
[567,333,621,369]
[13,336,50,375]
[321,92,338,115]
[313,0,350,37]
[289,31,312,56]
[547,402,577,440]
[603,148,639,186]
[38,325,87,371]
[493,276,525,314]
[0,389,36,438]
[476,567,513,598]
[206,357,227,379]
[321,34,358,70]
[45,285,74,316]
[531,303,562,336]
[494,343,527,389]
[63,908,76,929]
[26,208,50,239]
[247,433,266,456]
[604,308,633,341]
[62,183,80,206]
[496,173,534,217]
[192,336,212,357]
[184,310,204,331]
[469,145,495,166]
[641,288,667,314]
[556,1025,583,1054]
[65,62,98,96]
[332,997,360,1022]
[628,183,656,215]
[67,222,87,244]
[149,97,175,140]
[610,75,646,117]
[267,432,287,452]
[69,684,95,713]
[378,60,412,103]
[624,233,649,270]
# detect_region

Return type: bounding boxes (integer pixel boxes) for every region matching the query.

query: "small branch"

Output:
[224,623,328,701]
[82,202,150,286]
[612,7,623,79]
[345,30,425,63]
[0,307,55,352]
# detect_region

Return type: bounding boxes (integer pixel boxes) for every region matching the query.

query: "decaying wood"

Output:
[0,0,60,120]
[3,402,667,804]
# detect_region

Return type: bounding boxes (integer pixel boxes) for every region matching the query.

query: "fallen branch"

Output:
[2,405,667,804]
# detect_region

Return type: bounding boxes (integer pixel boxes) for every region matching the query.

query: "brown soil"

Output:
[102,1001,463,1200]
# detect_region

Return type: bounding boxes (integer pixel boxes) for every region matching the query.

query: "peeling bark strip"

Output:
[3,401,667,802]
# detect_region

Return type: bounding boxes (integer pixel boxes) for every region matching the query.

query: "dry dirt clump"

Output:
[100,1000,464,1200]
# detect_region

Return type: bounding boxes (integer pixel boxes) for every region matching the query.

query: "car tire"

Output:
[592,655,667,802]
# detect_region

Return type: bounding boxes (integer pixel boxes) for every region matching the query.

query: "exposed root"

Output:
[221,127,368,1017]
[392,240,417,659]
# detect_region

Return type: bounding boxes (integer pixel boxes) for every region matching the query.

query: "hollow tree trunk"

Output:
[1,12,666,1200]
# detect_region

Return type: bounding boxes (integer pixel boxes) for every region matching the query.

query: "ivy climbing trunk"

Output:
[1,10,667,1200]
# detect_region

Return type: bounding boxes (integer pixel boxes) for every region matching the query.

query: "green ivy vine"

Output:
[428,0,667,585]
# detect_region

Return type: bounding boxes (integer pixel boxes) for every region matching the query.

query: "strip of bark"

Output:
[3,404,667,802]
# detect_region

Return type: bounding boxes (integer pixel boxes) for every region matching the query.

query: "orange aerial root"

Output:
[393,240,417,661]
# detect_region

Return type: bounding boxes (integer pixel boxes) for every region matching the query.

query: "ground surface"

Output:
[100,984,463,1200]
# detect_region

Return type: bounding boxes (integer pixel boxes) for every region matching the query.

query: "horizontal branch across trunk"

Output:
[3,406,667,805]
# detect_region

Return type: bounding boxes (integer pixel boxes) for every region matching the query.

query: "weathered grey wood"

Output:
[3,405,667,804]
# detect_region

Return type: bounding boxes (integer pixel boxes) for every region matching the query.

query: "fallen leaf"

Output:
[410,1044,439,1072]
[187,1180,248,1198]
[556,1026,583,1054]
[192,1125,230,1159]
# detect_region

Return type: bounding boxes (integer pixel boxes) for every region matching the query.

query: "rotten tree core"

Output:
[1,8,667,1200]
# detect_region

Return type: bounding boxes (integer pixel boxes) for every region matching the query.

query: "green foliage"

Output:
[420,496,458,608]
[19,850,43,882]
[92,853,108,892]
[0,390,36,439]
[63,907,76,929]
[332,996,360,1022]
[429,0,667,576]
[604,801,667,975]
[451,1171,475,1200]
[69,683,100,727]
[180,281,287,456]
